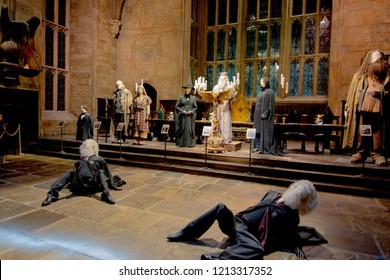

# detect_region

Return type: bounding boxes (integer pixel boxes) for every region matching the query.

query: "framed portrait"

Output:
[202,126,212,137]
[94,121,102,129]
[58,121,65,127]
[360,125,372,137]
[246,128,256,139]
[161,124,170,135]
[116,122,125,131]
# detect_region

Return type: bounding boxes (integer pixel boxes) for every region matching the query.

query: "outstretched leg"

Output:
[95,169,116,204]
[42,170,74,206]
[167,203,235,241]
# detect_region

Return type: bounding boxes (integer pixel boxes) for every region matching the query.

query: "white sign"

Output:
[202,126,212,137]
[246,128,256,139]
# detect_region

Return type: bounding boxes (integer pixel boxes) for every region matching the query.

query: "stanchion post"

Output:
[204,136,208,168]
[17,124,24,155]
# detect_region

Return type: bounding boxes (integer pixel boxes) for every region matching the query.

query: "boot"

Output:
[167,230,196,242]
[41,191,59,206]
[101,192,115,204]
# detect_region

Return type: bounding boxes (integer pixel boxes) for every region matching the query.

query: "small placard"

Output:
[58,121,65,127]
[94,121,102,129]
[246,128,256,139]
[202,126,212,137]
[360,124,372,136]
[161,124,170,135]
[116,122,125,131]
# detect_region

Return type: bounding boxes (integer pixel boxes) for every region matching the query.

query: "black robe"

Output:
[177,191,326,260]
[76,112,94,141]
[175,94,197,147]
[253,88,283,155]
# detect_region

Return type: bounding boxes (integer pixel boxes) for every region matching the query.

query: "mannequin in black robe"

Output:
[76,105,94,141]
[41,139,125,206]
[167,179,326,260]
[253,77,283,155]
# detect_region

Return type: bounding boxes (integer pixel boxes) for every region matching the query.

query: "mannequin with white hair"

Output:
[41,139,126,206]
[167,179,322,260]
[110,80,133,143]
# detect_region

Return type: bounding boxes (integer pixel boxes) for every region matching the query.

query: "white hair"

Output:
[79,139,99,158]
[278,180,318,215]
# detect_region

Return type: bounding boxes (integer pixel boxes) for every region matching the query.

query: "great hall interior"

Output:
[1,0,390,261]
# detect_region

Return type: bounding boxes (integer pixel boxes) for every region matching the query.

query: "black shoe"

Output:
[41,194,58,206]
[201,254,212,260]
[101,193,115,204]
[167,230,195,242]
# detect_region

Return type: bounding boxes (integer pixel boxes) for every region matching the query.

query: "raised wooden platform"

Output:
[25,135,390,198]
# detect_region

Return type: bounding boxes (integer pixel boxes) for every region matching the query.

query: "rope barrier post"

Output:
[18,124,23,155]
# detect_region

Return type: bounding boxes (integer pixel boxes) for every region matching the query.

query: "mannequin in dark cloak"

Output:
[76,105,94,141]
[167,179,326,260]
[175,82,197,147]
[253,77,283,155]
[41,139,126,206]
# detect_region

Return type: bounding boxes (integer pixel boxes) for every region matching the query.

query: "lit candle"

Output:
[285,82,289,94]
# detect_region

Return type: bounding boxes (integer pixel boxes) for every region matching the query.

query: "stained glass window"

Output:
[317,57,329,96]
[228,27,237,59]
[291,19,301,55]
[304,18,316,55]
[258,24,268,58]
[289,59,300,96]
[319,16,331,53]
[206,30,215,61]
[270,21,281,57]
[217,29,226,60]
[246,24,256,58]
[270,61,279,95]
[245,62,254,97]
[256,61,267,94]
[303,58,314,96]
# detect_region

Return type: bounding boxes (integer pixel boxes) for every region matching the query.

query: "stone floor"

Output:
[0,152,389,260]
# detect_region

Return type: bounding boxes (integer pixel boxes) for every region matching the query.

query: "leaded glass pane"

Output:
[304,18,316,54]
[247,0,257,21]
[246,24,256,58]
[206,30,215,61]
[57,73,66,111]
[218,0,227,25]
[259,0,269,20]
[58,31,66,69]
[206,65,214,90]
[291,19,301,55]
[208,0,216,26]
[228,27,237,59]
[258,24,268,58]
[46,0,54,22]
[58,0,66,26]
[245,61,254,97]
[271,0,282,18]
[320,0,332,12]
[303,58,314,96]
[317,57,329,96]
[227,63,236,80]
[289,59,300,96]
[45,27,54,66]
[270,21,281,57]
[270,61,279,96]
[306,0,317,14]
[45,71,54,110]
[293,0,303,15]
[229,0,238,23]
[217,29,226,60]
[256,61,266,94]
[319,16,331,53]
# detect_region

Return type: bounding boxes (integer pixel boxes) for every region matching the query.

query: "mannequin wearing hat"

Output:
[175,81,197,147]
[110,80,133,143]
[343,50,389,166]
[213,72,235,144]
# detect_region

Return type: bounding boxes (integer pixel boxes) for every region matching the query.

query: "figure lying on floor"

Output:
[167,179,327,260]
[41,139,126,206]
